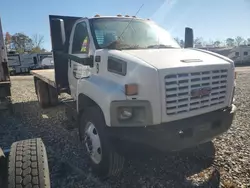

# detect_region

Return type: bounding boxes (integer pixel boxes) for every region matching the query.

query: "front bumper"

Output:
[108,104,236,152]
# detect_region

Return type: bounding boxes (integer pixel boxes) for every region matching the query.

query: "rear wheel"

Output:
[36,80,50,108]
[8,138,50,188]
[79,107,125,178]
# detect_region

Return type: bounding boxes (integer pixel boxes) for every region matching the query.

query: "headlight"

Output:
[110,100,152,127]
[118,107,133,120]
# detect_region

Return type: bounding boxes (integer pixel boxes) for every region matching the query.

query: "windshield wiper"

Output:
[103,41,141,50]
[147,44,176,49]
[103,40,118,49]
[121,47,139,50]
[121,45,143,50]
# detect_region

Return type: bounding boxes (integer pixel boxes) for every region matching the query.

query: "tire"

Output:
[8,138,50,188]
[48,85,58,106]
[79,106,125,178]
[36,80,50,108]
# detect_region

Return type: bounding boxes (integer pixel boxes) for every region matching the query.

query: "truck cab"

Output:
[36,14,237,177]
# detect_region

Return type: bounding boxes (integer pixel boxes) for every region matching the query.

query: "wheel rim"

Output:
[84,121,102,164]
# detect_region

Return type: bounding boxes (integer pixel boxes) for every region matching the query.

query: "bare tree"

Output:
[242,40,247,45]
[31,34,45,53]
[194,37,203,47]
[32,34,44,48]
[247,38,250,45]
[207,39,214,46]
[235,36,244,46]
[226,38,235,47]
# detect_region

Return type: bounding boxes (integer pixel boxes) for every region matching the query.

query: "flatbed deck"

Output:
[0,81,11,84]
[31,69,56,88]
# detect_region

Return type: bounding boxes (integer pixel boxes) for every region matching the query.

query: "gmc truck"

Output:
[31,14,237,177]
[0,17,50,188]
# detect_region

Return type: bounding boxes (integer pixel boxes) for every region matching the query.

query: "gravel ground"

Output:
[0,68,250,188]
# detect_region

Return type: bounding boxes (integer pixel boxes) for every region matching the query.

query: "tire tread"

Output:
[8,138,50,188]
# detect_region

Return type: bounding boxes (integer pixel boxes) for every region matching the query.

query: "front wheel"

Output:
[79,107,125,178]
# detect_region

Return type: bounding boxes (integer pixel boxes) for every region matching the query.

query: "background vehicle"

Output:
[39,54,54,69]
[8,52,37,75]
[0,17,51,188]
[8,52,53,75]
[31,14,236,177]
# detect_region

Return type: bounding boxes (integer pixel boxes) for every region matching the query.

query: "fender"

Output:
[77,74,126,126]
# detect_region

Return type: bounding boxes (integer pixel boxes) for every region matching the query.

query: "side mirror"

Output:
[184,27,194,48]
[50,19,66,51]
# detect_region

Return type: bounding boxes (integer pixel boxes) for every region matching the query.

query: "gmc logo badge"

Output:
[191,87,212,97]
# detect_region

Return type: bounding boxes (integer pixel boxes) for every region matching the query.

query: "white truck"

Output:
[8,52,53,75]
[39,54,54,69]
[31,14,237,177]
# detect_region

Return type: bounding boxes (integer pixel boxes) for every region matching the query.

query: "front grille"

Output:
[165,69,228,115]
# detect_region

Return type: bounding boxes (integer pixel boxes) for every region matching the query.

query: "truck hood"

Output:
[122,48,232,69]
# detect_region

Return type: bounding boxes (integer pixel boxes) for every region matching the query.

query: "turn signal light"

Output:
[125,84,138,96]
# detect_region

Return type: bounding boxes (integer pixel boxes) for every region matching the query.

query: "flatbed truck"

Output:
[31,14,237,177]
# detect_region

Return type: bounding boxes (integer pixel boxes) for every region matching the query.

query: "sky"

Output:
[1,0,250,50]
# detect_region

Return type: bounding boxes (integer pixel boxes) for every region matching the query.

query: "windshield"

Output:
[90,18,180,50]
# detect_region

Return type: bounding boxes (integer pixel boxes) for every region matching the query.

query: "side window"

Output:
[33,57,37,64]
[95,30,104,45]
[94,29,117,47]
[244,51,248,56]
[72,22,89,54]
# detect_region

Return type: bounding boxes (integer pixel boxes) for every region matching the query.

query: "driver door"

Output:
[68,20,91,99]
